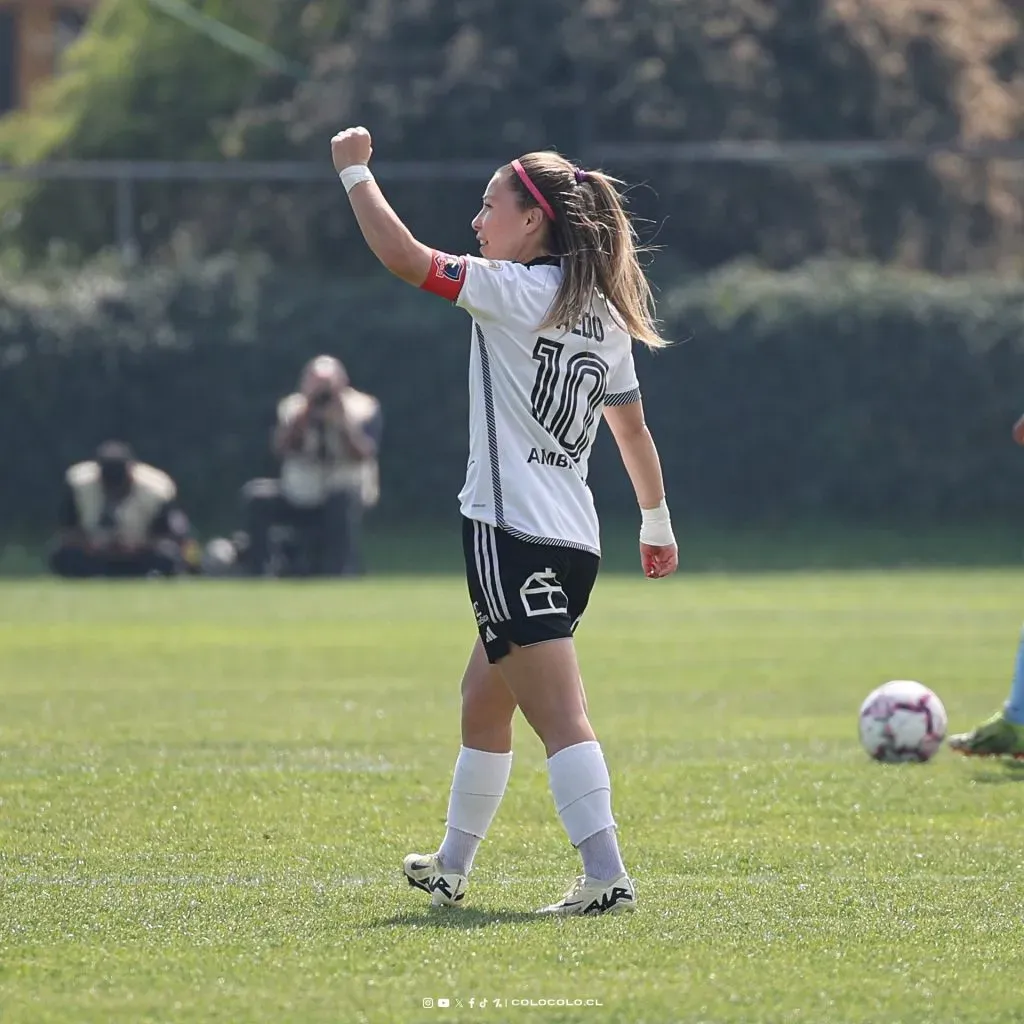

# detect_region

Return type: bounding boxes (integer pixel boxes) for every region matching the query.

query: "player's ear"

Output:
[523,206,546,235]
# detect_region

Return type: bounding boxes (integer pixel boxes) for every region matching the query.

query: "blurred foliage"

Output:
[0,0,345,261]
[0,1,1021,270]
[0,255,1022,537]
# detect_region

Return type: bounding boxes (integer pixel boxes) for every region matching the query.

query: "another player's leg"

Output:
[949,625,1024,758]
[403,638,516,906]
[495,638,636,916]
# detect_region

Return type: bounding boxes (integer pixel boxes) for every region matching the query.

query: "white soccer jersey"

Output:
[425,253,642,555]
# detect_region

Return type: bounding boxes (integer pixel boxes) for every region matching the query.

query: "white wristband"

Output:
[339,164,374,194]
[639,499,675,547]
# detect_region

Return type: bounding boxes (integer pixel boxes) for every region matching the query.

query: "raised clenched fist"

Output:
[331,127,373,174]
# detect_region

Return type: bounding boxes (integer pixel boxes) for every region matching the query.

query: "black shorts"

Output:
[462,516,601,664]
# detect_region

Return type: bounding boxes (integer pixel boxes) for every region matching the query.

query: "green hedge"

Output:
[2,0,1020,275]
[1,257,1023,538]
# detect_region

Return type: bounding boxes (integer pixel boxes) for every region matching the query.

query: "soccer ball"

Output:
[858,680,948,763]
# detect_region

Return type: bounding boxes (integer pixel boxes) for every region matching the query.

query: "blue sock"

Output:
[1002,627,1024,725]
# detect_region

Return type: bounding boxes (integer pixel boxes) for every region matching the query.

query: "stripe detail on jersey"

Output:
[475,324,505,523]
[501,523,601,557]
[605,387,642,407]
[473,520,511,622]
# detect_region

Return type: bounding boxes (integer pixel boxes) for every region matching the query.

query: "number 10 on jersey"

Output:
[530,338,609,462]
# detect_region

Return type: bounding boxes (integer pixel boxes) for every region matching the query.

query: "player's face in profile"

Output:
[471,171,535,262]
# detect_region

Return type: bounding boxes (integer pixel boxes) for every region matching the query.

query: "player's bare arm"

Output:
[603,400,679,579]
[331,127,433,287]
[603,400,665,509]
[1013,412,1024,446]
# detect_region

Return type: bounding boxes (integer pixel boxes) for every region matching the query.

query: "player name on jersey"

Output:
[526,447,572,468]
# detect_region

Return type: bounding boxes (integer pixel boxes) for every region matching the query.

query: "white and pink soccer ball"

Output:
[858,680,948,763]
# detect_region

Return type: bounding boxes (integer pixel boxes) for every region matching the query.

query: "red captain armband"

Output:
[420,251,467,302]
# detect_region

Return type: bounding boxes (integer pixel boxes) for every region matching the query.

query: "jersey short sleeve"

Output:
[455,257,523,323]
[605,343,642,406]
[421,252,549,328]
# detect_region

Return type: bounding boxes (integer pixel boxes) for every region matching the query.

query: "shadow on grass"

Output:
[373,908,543,929]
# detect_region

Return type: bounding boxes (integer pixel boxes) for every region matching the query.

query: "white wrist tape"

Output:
[639,499,675,547]
[339,164,374,194]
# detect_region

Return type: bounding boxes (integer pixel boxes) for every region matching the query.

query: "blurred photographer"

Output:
[242,356,381,576]
[50,441,197,578]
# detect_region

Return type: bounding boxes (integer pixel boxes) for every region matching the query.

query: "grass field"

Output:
[2,568,1024,1023]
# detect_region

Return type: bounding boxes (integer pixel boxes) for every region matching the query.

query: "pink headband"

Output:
[511,159,555,221]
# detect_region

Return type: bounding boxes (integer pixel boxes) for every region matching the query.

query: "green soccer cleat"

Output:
[948,711,1024,759]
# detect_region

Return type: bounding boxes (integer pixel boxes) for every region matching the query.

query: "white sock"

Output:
[437,746,512,875]
[437,828,480,876]
[546,740,624,880]
[578,827,626,881]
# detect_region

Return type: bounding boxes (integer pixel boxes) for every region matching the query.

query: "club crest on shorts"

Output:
[520,569,569,618]
[433,252,465,283]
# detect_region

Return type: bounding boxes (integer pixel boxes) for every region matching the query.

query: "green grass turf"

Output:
[1,570,1023,1023]
[3,518,1023,577]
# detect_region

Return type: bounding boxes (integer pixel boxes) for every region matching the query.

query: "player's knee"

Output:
[460,666,514,745]
[461,680,511,726]
[531,712,595,759]
[512,695,587,746]
[461,691,513,749]
[461,716,513,752]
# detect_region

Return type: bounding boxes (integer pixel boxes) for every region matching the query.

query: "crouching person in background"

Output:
[50,441,197,578]
[241,356,381,577]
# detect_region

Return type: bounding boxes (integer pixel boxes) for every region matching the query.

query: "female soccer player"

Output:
[948,413,1024,758]
[331,126,678,915]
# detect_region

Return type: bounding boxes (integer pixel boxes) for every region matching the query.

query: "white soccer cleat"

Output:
[403,852,467,908]
[537,873,637,916]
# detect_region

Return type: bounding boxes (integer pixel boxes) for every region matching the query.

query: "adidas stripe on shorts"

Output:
[462,516,600,665]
